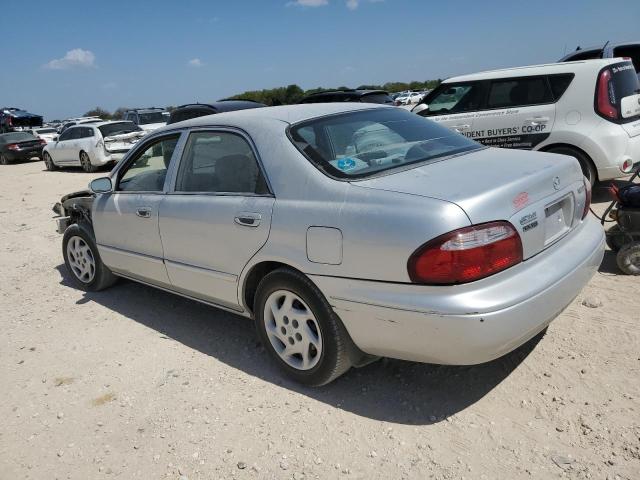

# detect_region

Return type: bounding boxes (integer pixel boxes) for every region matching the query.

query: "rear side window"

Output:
[175,131,267,194]
[487,77,553,109]
[548,74,574,101]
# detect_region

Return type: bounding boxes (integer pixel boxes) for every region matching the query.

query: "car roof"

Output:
[160,103,390,131]
[444,58,625,82]
[126,107,166,113]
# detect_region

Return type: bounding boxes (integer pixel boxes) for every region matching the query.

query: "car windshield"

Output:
[0,132,37,143]
[289,108,481,179]
[98,122,141,137]
[138,112,166,124]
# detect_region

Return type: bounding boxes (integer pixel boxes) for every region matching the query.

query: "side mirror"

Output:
[90,177,113,194]
[412,104,429,115]
[52,136,59,142]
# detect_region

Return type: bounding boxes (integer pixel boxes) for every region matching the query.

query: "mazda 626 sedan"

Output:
[53,104,605,385]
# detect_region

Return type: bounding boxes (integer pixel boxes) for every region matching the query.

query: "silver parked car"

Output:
[54,104,604,385]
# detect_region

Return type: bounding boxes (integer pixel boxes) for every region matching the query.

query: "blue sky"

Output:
[1,0,638,120]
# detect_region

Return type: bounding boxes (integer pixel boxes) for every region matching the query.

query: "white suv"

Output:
[43,121,145,172]
[412,59,640,184]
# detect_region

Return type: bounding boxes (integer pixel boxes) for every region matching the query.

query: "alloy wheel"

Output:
[263,290,323,370]
[66,235,96,283]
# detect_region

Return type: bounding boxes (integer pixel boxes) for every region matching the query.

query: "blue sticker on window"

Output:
[337,157,357,171]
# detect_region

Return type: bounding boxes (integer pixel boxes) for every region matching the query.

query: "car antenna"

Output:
[602,40,610,51]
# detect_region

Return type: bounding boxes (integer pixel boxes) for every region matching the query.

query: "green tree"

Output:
[84,107,112,119]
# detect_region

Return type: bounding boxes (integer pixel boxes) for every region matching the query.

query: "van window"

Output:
[548,74,574,101]
[487,77,553,109]
[423,83,484,114]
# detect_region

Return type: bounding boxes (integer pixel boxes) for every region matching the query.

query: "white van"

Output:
[412,59,640,184]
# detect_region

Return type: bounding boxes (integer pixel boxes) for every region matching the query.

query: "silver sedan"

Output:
[55,104,605,385]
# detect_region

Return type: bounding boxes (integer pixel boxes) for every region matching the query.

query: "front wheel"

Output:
[43,152,57,171]
[80,151,97,173]
[254,269,352,386]
[62,223,118,291]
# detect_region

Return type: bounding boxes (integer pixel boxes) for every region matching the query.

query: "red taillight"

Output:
[6,143,19,151]
[38,138,46,145]
[408,221,523,285]
[582,177,592,219]
[596,69,618,120]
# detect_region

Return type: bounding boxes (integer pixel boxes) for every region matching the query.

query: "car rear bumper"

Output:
[4,148,43,161]
[310,216,604,365]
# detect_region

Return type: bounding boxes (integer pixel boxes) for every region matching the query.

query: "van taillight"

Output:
[407,222,523,285]
[596,69,618,120]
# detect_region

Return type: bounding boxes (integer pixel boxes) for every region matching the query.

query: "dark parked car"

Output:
[0,107,43,133]
[0,132,45,164]
[298,89,394,105]
[559,41,640,79]
[166,100,266,125]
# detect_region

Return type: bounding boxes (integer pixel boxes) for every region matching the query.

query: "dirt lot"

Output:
[1,159,638,480]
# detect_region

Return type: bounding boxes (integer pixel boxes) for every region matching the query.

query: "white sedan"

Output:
[43,121,146,172]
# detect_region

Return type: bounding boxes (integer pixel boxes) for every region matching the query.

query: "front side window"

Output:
[289,108,480,179]
[58,129,73,141]
[423,83,484,115]
[118,135,180,192]
[487,77,553,109]
[175,131,267,193]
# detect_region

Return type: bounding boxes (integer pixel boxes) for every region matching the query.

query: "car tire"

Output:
[0,154,9,165]
[62,223,118,291]
[43,152,57,171]
[547,146,597,186]
[254,268,352,386]
[616,241,640,275]
[80,151,97,173]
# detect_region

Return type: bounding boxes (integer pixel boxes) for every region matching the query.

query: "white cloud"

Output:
[44,48,96,70]
[287,0,328,7]
[346,0,359,9]
[188,58,204,68]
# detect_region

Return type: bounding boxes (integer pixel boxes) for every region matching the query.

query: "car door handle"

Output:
[234,212,261,227]
[525,116,550,124]
[136,207,151,218]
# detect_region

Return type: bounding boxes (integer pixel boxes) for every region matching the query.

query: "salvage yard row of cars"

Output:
[4,48,640,385]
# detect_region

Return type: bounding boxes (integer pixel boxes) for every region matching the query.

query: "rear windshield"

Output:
[607,62,640,122]
[98,122,141,137]
[289,108,481,179]
[138,112,166,125]
[612,45,640,74]
[362,93,394,104]
[0,132,37,143]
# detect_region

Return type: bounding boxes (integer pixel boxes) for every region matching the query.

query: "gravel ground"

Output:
[1,159,638,480]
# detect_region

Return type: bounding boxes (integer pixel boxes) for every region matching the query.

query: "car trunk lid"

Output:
[352,147,587,260]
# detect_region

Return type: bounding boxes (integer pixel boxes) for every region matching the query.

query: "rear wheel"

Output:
[547,146,597,186]
[0,154,9,165]
[254,268,352,386]
[80,151,97,173]
[43,152,57,171]
[616,242,640,275]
